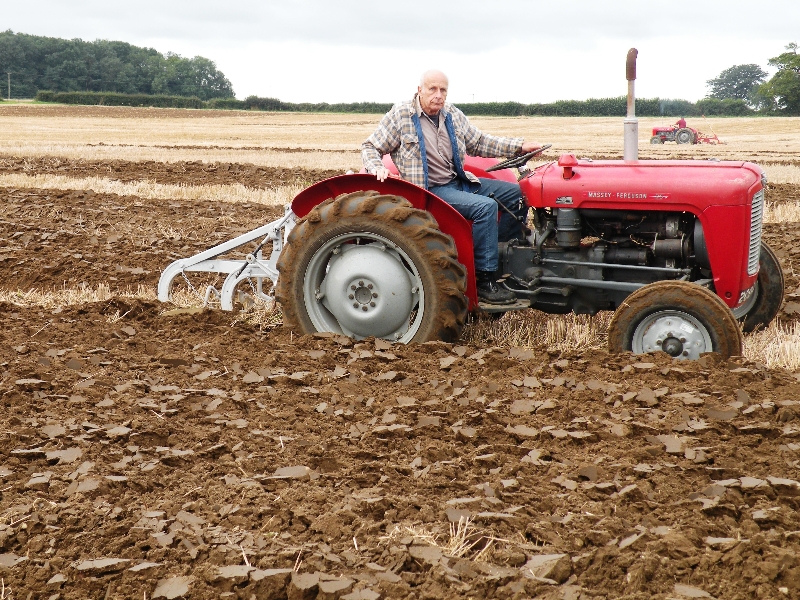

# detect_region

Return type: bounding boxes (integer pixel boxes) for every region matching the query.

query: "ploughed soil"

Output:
[0,105,245,120]
[0,187,283,291]
[0,155,344,189]
[3,173,800,599]
[0,104,381,125]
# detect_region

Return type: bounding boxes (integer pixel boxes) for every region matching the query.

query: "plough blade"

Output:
[157,207,295,311]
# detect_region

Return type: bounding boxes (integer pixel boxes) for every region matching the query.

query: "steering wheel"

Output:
[485,144,552,172]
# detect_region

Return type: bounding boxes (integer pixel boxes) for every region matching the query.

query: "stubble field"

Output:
[2,104,800,600]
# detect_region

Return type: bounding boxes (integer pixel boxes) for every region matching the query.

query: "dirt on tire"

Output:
[277,191,468,343]
[608,280,744,358]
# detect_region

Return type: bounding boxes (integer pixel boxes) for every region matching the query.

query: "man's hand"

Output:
[520,141,543,153]
[375,166,392,182]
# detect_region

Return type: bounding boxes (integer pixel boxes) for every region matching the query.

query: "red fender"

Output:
[291,174,478,308]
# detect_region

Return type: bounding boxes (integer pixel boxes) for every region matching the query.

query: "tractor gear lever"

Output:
[490,193,530,242]
[490,193,525,224]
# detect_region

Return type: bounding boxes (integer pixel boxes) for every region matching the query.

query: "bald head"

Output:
[418,70,448,116]
[420,69,448,88]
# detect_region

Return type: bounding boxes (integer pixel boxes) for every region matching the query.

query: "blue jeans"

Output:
[429,177,526,272]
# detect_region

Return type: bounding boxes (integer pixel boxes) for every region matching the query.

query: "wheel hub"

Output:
[660,336,684,357]
[315,243,417,339]
[351,281,376,307]
[632,311,713,360]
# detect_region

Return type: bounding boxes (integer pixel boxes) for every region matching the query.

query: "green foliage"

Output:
[650,99,697,117]
[35,90,204,108]
[759,43,800,114]
[453,99,626,117]
[537,98,628,117]
[35,91,759,117]
[634,98,661,116]
[243,96,292,111]
[0,30,234,100]
[695,98,752,116]
[706,64,768,105]
[206,98,247,110]
[241,96,393,113]
[457,101,527,116]
[458,97,741,117]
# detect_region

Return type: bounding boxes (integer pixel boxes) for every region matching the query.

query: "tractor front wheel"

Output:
[608,281,742,359]
[650,136,663,145]
[276,191,468,343]
[732,241,785,333]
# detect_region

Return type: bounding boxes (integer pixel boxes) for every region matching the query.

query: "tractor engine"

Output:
[501,208,704,315]
[506,154,765,319]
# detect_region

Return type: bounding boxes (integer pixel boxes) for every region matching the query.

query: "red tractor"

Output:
[157,51,780,360]
[651,125,722,145]
[158,148,782,360]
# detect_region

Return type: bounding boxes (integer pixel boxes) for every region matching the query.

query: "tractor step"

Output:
[478,300,531,313]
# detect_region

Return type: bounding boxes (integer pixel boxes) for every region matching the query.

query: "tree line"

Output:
[211,95,751,117]
[697,42,800,114]
[0,30,234,101]
[21,90,772,118]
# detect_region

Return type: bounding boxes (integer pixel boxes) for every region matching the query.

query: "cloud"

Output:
[5,0,800,102]
[11,1,800,50]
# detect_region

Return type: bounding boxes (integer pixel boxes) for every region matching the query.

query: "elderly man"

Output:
[362,69,541,304]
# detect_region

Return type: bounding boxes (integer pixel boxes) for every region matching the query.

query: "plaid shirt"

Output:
[362,95,523,189]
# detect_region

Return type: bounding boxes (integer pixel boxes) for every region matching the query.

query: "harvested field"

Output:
[0,156,342,188]
[3,106,800,599]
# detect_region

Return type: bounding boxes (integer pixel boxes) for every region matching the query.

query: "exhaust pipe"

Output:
[624,48,638,161]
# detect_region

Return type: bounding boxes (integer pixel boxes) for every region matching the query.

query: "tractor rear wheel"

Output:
[276,190,468,343]
[650,136,663,144]
[676,128,695,144]
[733,241,785,333]
[608,281,743,359]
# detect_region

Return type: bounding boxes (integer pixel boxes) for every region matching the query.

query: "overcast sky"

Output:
[5,1,798,104]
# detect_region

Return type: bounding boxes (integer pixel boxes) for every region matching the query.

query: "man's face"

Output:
[418,74,448,115]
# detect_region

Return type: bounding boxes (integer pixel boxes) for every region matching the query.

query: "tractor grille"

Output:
[748,189,764,276]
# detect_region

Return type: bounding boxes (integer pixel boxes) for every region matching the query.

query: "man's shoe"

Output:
[476,272,516,305]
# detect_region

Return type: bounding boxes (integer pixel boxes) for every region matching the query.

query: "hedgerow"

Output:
[34,91,756,117]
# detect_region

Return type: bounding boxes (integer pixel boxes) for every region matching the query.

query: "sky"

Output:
[5,0,799,104]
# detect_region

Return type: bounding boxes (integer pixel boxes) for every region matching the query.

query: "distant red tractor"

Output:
[651,125,722,145]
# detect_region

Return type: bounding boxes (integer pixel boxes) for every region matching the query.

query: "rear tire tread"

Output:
[276,190,468,342]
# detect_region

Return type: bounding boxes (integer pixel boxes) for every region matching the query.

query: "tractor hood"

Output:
[522,155,764,212]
